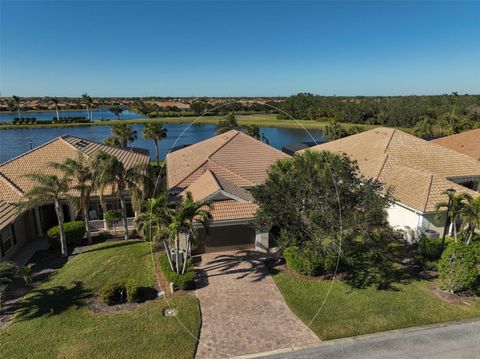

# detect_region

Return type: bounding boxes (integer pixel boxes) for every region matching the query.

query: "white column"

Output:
[34,207,43,236]
[255,227,269,250]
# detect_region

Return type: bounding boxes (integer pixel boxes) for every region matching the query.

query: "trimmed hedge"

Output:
[417,236,444,261]
[47,221,85,249]
[438,241,478,293]
[283,246,321,276]
[159,254,196,290]
[99,279,141,305]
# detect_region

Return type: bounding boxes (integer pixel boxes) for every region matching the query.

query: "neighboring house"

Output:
[0,135,149,261]
[166,129,289,253]
[431,129,480,161]
[301,127,480,239]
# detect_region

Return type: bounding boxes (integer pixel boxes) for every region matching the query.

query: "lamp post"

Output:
[441,188,456,246]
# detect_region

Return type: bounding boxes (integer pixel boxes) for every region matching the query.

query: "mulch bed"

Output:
[428,283,478,306]
[87,296,150,314]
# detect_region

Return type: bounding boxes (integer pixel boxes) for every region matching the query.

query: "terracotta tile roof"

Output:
[0,136,150,215]
[0,199,18,231]
[303,127,480,213]
[206,200,258,222]
[168,130,288,223]
[166,130,288,190]
[431,129,480,160]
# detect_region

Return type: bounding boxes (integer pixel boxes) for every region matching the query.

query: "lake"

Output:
[0,124,324,163]
[0,109,145,122]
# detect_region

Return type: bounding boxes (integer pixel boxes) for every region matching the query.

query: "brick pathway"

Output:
[194,250,320,358]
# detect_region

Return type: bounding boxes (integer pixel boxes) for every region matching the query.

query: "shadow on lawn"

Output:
[74,240,139,255]
[16,281,92,321]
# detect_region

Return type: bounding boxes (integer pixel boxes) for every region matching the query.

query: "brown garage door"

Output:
[194,225,255,253]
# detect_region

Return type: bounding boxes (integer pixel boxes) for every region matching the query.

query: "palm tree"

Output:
[104,136,122,147]
[92,152,147,240]
[244,125,269,144]
[111,123,138,148]
[49,97,61,121]
[216,112,240,134]
[17,174,70,256]
[12,95,22,120]
[461,195,480,245]
[142,123,167,164]
[81,93,93,121]
[436,191,467,243]
[51,154,95,244]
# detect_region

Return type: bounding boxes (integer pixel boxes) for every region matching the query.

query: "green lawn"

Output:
[0,241,201,359]
[273,271,480,340]
[0,113,412,133]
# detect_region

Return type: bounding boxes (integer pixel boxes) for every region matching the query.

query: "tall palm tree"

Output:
[12,95,22,120]
[49,97,61,121]
[51,154,96,244]
[111,123,138,148]
[216,112,240,134]
[81,93,93,121]
[461,195,480,245]
[17,174,70,256]
[142,123,167,164]
[436,191,467,243]
[92,152,146,240]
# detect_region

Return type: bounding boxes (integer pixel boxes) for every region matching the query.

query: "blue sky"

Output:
[1,1,479,97]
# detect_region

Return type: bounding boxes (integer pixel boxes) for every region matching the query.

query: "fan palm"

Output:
[142,123,167,164]
[17,174,70,256]
[111,123,138,148]
[51,154,96,244]
[92,152,147,240]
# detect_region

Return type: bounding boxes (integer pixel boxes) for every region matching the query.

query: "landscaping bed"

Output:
[0,241,201,359]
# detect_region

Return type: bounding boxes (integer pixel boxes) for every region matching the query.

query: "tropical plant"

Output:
[324,119,348,141]
[92,152,147,240]
[461,195,480,245]
[216,112,240,134]
[435,191,467,243]
[104,210,122,235]
[104,136,122,147]
[81,93,93,121]
[413,117,435,138]
[438,241,478,293]
[51,154,96,244]
[109,106,124,120]
[110,123,138,148]
[48,97,61,121]
[0,261,31,308]
[17,174,71,256]
[12,95,22,120]
[142,123,167,164]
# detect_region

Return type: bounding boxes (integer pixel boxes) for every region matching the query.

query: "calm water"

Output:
[0,109,145,122]
[0,124,324,163]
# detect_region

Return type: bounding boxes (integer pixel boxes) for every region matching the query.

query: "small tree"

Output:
[12,95,22,120]
[216,112,240,134]
[0,262,31,308]
[435,191,467,243]
[461,195,480,245]
[104,210,122,235]
[109,106,124,120]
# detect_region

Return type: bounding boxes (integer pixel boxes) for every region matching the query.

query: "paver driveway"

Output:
[194,250,320,358]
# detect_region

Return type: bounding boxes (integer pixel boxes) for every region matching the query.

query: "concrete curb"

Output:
[230,317,480,358]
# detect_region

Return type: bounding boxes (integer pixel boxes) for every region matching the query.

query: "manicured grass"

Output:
[0,113,413,133]
[0,241,201,359]
[273,271,480,340]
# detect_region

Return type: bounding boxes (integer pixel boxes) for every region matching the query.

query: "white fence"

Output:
[89,217,136,232]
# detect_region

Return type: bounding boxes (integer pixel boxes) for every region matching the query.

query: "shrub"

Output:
[125,279,141,303]
[159,254,196,290]
[283,246,321,276]
[438,241,478,293]
[47,221,85,249]
[104,210,122,230]
[418,235,444,261]
[99,282,127,305]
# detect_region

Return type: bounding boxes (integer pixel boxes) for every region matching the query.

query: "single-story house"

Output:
[166,129,289,253]
[431,128,480,161]
[0,135,150,261]
[301,127,480,240]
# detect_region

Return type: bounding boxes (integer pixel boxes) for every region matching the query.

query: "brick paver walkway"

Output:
[194,250,320,358]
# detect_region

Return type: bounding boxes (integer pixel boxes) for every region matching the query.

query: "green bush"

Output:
[471,240,480,263]
[159,254,196,290]
[418,235,444,260]
[47,221,85,249]
[99,282,127,305]
[283,246,321,276]
[438,241,478,293]
[125,279,140,303]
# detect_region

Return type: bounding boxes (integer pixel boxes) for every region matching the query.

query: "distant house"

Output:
[0,136,149,261]
[431,129,480,161]
[166,130,289,253]
[301,127,480,239]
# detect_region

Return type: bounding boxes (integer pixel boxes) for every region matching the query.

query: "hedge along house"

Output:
[166,129,289,253]
[0,135,150,261]
[301,127,480,241]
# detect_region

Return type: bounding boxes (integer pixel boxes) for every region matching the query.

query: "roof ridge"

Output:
[0,171,24,196]
[384,128,396,153]
[59,136,89,157]
[423,174,434,212]
[61,134,149,157]
[0,136,65,168]
[208,158,256,186]
[375,154,389,181]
